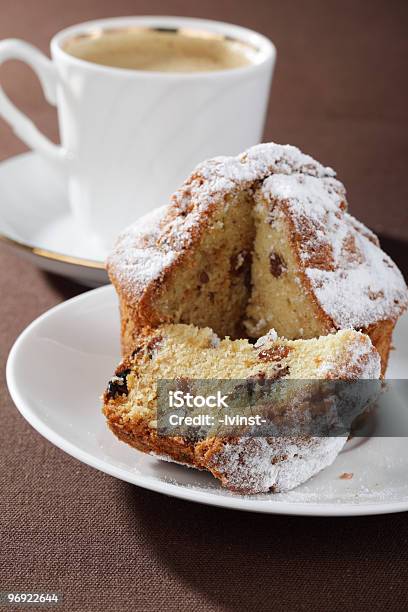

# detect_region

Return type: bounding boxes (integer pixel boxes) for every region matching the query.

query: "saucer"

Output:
[6,284,408,516]
[0,152,108,286]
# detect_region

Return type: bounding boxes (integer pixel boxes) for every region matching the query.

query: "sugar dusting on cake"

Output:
[207,332,379,495]
[173,142,335,212]
[105,141,407,498]
[108,143,335,302]
[210,436,348,494]
[108,141,407,327]
[201,328,380,495]
[108,205,178,297]
[254,328,278,347]
[261,173,408,328]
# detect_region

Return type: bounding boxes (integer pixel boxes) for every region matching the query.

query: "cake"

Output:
[103,324,381,494]
[107,143,408,374]
[104,142,407,494]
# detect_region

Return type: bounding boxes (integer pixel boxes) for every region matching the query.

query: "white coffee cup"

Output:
[0,16,276,248]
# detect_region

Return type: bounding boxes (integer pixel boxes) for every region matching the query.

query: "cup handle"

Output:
[0,39,66,164]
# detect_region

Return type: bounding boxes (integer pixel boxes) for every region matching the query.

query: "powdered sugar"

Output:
[207,330,379,494]
[261,173,408,328]
[109,141,407,338]
[255,328,278,347]
[106,141,408,497]
[108,143,336,305]
[108,205,178,298]
[201,327,380,494]
[211,436,347,494]
[173,142,335,212]
[306,230,408,328]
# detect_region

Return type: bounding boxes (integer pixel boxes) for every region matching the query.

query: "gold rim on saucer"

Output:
[0,233,105,269]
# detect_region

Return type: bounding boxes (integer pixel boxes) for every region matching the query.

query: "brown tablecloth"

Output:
[1,1,408,611]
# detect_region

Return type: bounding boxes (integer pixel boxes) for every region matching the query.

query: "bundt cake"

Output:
[107,143,408,374]
[103,324,381,494]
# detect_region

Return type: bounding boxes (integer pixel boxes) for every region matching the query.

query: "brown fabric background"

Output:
[0,1,407,611]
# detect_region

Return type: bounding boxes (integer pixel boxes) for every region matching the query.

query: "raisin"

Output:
[271,454,288,465]
[245,372,267,395]
[107,368,131,399]
[272,365,290,379]
[174,377,192,394]
[368,290,384,301]
[269,251,287,278]
[250,371,266,382]
[199,270,209,284]
[258,346,290,362]
[146,335,163,358]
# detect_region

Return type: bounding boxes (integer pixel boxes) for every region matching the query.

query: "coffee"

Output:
[63,28,255,72]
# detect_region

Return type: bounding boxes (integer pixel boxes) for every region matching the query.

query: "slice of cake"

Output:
[244,172,403,373]
[107,143,408,373]
[103,324,381,494]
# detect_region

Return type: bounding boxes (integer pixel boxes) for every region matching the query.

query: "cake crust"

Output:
[104,142,406,494]
[103,324,381,494]
[107,143,408,373]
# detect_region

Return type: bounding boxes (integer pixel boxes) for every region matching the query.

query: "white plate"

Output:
[6,284,408,516]
[0,152,108,286]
